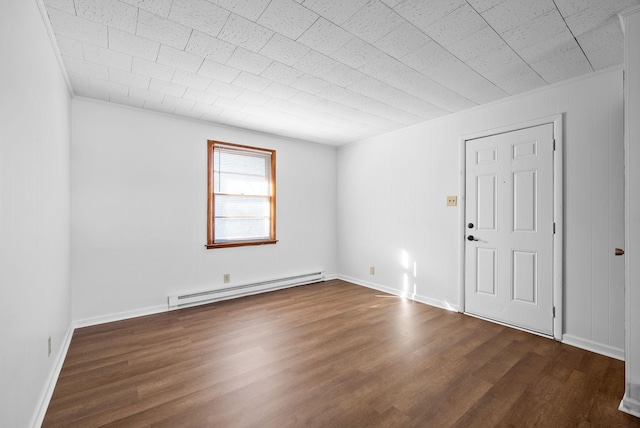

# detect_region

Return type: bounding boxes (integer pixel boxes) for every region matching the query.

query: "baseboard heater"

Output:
[168,271,325,311]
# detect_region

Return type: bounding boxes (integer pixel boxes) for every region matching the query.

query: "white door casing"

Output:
[464,122,556,336]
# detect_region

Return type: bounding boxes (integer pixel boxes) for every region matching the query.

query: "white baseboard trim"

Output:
[73,304,168,329]
[620,396,640,418]
[338,275,460,313]
[562,334,625,361]
[30,323,74,428]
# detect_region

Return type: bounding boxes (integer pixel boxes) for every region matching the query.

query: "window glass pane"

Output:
[217,172,269,195]
[215,218,270,241]
[215,195,270,217]
[214,150,267,175]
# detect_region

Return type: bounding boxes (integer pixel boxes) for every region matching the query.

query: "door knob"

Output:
[615,248,625,256]
[467,235,479,241]
[468,223,474,229]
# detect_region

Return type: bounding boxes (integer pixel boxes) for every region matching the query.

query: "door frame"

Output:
[458,114,564,340]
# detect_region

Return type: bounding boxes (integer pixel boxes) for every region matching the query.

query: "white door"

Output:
[465,124,555,336]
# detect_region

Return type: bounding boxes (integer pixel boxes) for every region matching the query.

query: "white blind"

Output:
[213,145,273,242]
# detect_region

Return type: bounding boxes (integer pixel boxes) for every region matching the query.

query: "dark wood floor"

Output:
[44,280,640,427]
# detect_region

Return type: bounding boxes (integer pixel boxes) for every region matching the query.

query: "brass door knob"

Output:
[615,248,625,256]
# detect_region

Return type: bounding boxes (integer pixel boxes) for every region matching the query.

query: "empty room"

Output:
[2,0,640,426]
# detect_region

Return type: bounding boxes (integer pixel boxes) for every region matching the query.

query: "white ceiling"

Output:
[42,0,638,145]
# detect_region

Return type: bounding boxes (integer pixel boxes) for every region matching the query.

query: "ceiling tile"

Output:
[349,77,448,119]
[75,85,110,101]
[149,78,188,97]
[577,19,624,70]
[481,0,556,33]
[128,86,165,104]
[290,73,331,94]
[48,8,108,47]
[395,0,466,32]
[358,54,412,80]
[466,43,521,75]
[184,31,236,63]
[56,35,84,59]
[259,34,310,66]
[198,60,241,83]
[297,18,353,56]
[43,0,75,14]
[110,94,145,108]
[74,0,137,33]
[256,0,319,40]
[563,2,631,36]
[401,40,454,73]
[173,107,204,120]
[466,0,506,13]
[294,50,340,78]
[517,29,576,64]
[162,95,197,111]
[301,0,369,25]
[62,55,109,80]
[530,46,593,83]
[119,0,173,18]
[206,81,244,98]
[168,0,229,38]
[330,38,384,69]
[446,26,505,62]
[213,96,247,110]
[198,59,240,83]
[323,63,365,87]
[262,82,299,100]
[343,0,404,43]
[215,0,271,21]
[143,101,176,114]
[68,71,90,88]
[89,77,129,97]
[83,43,132,71]
[172,69,212,91]
[374,22,431,59]
[156,45,205,73]
[483,59,545,94]
[382,67,476,112]
[110,68,151,89]
[226,47,273,75]
[499,9,567,51]
[426,4,487,47]
[184,88,218,104]
[260,62,304,84]
[108,28,160,62]
[233,72,272,91]
[236,89,272,105]
[132,57,176,81]
[136,10,192,50]
[419,56,507,104]
[218,13,274,52]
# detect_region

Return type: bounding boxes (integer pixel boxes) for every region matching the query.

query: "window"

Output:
[207,140,276,248]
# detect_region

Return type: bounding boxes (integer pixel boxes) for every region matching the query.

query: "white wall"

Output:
[621,5,640,416]
[71,99,337,322]
[338,68,625,357]
[0,0,72,426]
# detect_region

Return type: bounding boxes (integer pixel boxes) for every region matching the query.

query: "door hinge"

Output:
[553,222,556,234]
[553,139,556,150]
[553,306,556,317]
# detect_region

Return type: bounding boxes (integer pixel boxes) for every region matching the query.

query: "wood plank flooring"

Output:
[44,280,640,427]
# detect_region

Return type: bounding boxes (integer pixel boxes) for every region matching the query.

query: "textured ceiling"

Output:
[42,0,638,145]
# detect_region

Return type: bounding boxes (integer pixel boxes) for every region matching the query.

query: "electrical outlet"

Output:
[447,195,458,206]
[223,273,230,283]
[370,266,375,275]
[48,337,51,357]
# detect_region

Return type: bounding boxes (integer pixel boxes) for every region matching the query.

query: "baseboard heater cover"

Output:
[168,271,325,310]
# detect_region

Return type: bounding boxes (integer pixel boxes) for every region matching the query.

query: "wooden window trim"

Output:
[207,140,277,249]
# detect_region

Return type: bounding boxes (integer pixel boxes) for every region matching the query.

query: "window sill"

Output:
[206,240,278,249]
